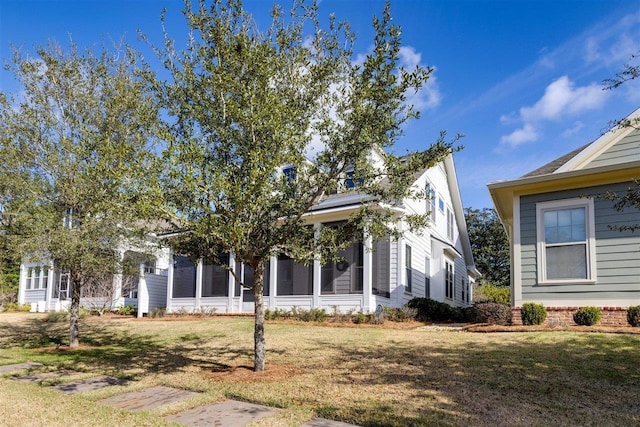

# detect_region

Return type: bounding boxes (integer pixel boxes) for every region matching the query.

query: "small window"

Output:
[447,208,454,240]
[405,245,412,294]
[25,267,32,290]
[438,197,445,212]
[426,183,436,223]
[425,256,431,298]
[536,198,596,283]
[42,267,48,289]
[282,166,296,182]
[445,260,454,299]
[143,259,156,275]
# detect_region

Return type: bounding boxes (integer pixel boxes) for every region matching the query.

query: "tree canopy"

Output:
[152,0,456,371]
[0,42,162,345]
[464,207,509,288]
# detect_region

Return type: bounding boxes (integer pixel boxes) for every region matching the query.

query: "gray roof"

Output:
[520,143,591,178]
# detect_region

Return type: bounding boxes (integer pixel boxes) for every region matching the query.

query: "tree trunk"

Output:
[69,272,82,348]
[253,262,266,372]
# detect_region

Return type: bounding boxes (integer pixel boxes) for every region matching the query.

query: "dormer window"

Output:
[345,169,363,190]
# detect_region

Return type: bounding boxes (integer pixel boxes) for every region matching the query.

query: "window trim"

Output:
[405,244,412,294]
[536,198,597,285]
[426,182,436,223]
[445,259,454,300]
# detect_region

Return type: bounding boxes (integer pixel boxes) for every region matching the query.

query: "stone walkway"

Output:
[2,362,359,426]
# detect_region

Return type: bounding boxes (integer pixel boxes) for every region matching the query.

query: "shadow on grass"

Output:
[0,316,257,379]
[313,333,640,426]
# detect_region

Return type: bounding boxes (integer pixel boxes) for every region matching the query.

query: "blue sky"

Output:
[1,0,639,209]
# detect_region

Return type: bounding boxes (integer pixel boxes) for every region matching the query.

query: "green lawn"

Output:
[0,313,639,426]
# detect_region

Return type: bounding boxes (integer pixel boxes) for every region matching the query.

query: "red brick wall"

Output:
[511,306,628,326]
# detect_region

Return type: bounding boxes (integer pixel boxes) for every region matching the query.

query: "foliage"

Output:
[150,307,166,318]
[573,306,602,326]
[0,41,162,347]
[464,207,510,288]
[1,302,31,312]
[150,0,456,371]
[115,305,136,316]
[408,297,462,322]
[473,302,512,325]
[383,306,417,322]
[627,306,640,327]
[474,283,511,305]
[520,302,547,326]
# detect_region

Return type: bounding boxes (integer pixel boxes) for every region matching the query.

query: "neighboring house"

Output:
[167,152,480,314]
[488,108,640,325]
[18,246,170,318]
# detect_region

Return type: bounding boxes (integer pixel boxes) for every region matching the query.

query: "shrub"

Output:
[573,306,602,326]
[115,305,136,316]
[150,307,166,318]
[265,308,290,320]
[627,305,640,327]
[2,302,31,312]
[521,302,547,325]
[474,284,510,305]
[43,311,69,323]
[408,298,461,322]
[295,308,328,322]
[383,306,417,322]
[473,302,511,325]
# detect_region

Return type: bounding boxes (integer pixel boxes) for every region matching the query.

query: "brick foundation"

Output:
[511,306,629,326]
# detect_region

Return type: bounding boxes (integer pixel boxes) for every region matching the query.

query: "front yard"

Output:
[0,313,638,426]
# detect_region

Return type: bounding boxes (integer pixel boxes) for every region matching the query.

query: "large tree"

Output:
[152,0,455,371]
[464,207,509,288]
[0,42,162,346]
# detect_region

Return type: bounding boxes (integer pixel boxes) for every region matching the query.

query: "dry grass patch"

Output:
[0,313,639,426]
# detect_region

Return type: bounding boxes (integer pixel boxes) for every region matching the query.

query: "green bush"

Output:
[2,302,31,312]
[115,305,136,316]
[521,302,547,325]
[383,306,417,322]
[294,308,328,322]
[627,306,640,327]
[475,284,510,305]
[473,302,511,325]
[408,298,462,322]
[573,306,602,326]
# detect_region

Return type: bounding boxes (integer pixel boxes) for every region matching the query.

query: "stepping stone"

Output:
[13,370,76,383]
[52,375,129,394]
[166,399,279,427]
[0,362,43,374]
[100,386,200,411]
[302,418,361,427]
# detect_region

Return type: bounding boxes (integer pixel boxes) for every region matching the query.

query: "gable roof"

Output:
[488,107,640,230]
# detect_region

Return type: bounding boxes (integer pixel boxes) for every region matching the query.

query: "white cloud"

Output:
[561,121,584,138]
[520,76,606,122]
[500,124,539,148]
[499,76,608,149]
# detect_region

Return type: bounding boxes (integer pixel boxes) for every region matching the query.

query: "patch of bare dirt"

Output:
[204,363,303,383]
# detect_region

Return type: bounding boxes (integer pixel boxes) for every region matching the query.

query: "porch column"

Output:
[362,230,373,313]
[18,264,26,305]
[312,224,321,309]
[228,252,236,313]
[269,255,277,309]
[195,259,203,311]
[166,253,174,312]
[137,263,148,318]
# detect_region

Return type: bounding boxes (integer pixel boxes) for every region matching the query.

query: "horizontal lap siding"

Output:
[520,182,640,303]
[147,274,168,311]
[586,129,640,168]
[24,290,46,304]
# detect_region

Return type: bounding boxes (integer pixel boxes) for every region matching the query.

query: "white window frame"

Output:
[536,198,597,285]
[445,259,454,300]
[446,207,454,241]
[426,182,436,223]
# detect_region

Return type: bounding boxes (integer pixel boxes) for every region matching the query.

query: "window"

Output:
[405,244,412,294]
[426,183,436,223]
[438,197,445,212]
[25,267,32,290]
[143,259,156,275]
[282,166,296,182]
[447,207,454,240]
[202,255,229,297]
[425,256,431,298]
[277,254,312,295]
[41,267,48,289]
[173,256,197,298]
[461,278,465,302]
[536,198,596,283]
[372,237,390,298]
[445,260,454,299]
[345,170,363,189]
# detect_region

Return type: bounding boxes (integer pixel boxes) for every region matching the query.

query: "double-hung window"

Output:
[536,198,596,284]
[446,207,454,241]
[426,183,436,223]
[445,260,454,299]
[405,244,412,294]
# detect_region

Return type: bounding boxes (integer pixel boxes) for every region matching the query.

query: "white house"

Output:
[165,153,480,314]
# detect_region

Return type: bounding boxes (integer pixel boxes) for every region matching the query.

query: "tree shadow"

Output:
[312,333,640,426]
[0,316,260,379]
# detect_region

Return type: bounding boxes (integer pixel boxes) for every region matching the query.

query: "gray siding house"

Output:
[488,108,640,324]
